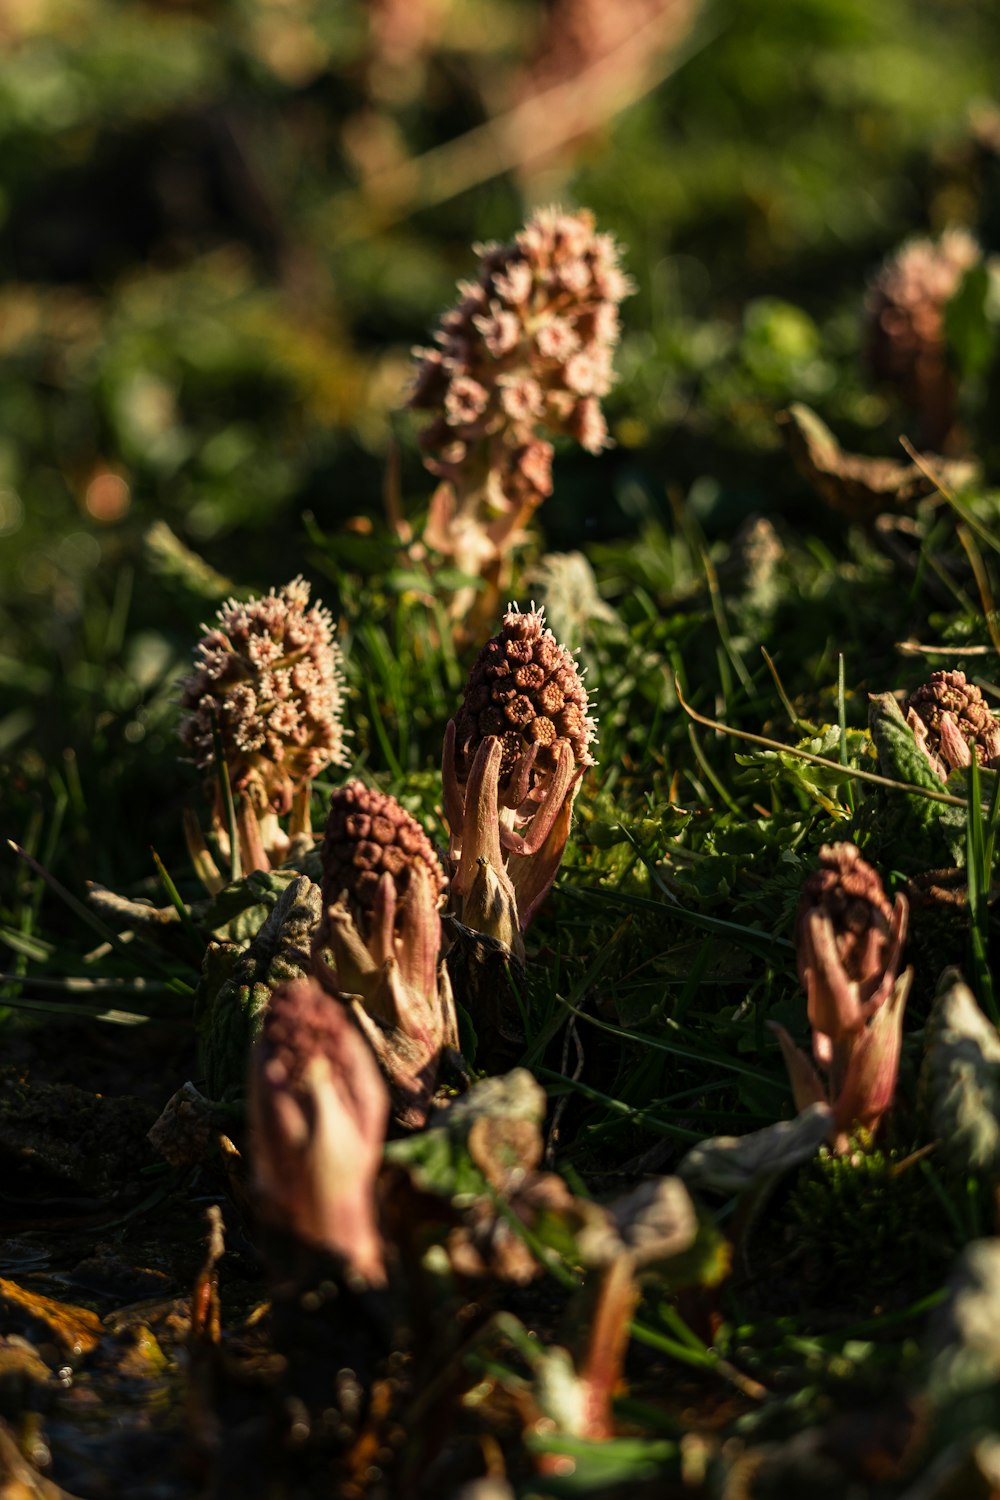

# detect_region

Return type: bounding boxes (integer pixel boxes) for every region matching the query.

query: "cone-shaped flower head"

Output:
[317,782,457,1127]
[865,227,980,448]
[179,577,347,823]
[443,604,596,940]
[248,976,388,1285]
[411,207,632,567]
[774,842,911,1153]
[452,603,597,799]
[905,669,1000,779]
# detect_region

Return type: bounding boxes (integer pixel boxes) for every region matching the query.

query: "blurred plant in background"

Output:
[865,227,983,451]
[410,204,631,624]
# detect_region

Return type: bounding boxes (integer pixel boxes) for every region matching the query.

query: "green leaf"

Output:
[735,723,868,815]
[197,867,312,944]
[946,263,998,382]
[196,875,321,1100]
[384,1070,546,1204]
[867,692,967,869]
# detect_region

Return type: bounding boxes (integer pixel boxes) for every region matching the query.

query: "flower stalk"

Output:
[865,227,981,450]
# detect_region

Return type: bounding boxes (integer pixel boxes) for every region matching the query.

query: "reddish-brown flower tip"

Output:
[321,780,447,924]
[451,604,597,794]
[248,977,388,1282]
[316,784,457,1123]
[443,605,596,940]
[796,843,894,998]
[905,670,1000,776]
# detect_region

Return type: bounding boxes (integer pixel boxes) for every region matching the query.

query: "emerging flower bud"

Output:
[865,227,981,449]
[443,604,596,944]
[179,578,348,872]
[796,843,908,1077]
[248,977,389,1286]
[905,670,1000,780]
[316,782,458,1127]
[773,843,911,1153]
[411,207,631,610]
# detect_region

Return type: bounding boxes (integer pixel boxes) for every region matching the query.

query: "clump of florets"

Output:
[411,207,632,568]
[865,228,981,449]
[321,780,448,924]
[451,604,597,796]
[442,605,596,948]
[905,669,1000,778]
[180,577,347,819]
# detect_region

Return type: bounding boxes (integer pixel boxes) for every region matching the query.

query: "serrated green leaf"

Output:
[196,875,321,1100]
[867,693,967,870]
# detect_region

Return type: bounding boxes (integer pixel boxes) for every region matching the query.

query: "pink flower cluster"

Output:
[450,604,597,796]
[410,207,632,560]
[179,577,348,818]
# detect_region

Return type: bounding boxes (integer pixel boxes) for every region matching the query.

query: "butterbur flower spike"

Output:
[179,577,348,874]
[411,206,632,620]
[773,843,911,1153]
[316,782,458,1127]
[443,604,596,947]
[248,977,389,1286]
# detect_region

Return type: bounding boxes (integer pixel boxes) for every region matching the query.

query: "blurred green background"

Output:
[2,0,999,890]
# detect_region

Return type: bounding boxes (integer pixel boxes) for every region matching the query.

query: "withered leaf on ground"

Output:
[778,403,979,520]
[678,1102,833,1194]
